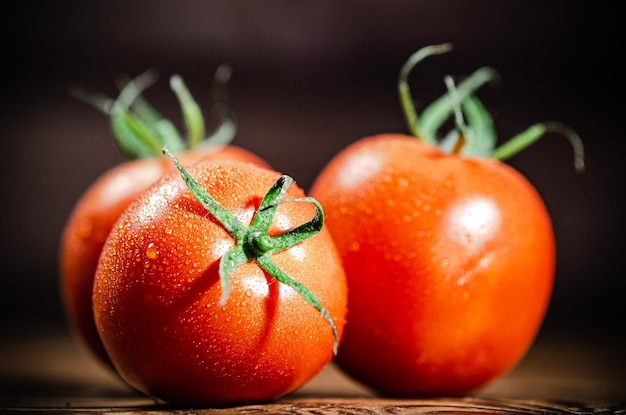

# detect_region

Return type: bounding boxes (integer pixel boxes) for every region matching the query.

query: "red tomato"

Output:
[310,134,554,395]
[92,159,347,406]
[60,68,270,368]
[309,43,583,396]
[60,146,269,368]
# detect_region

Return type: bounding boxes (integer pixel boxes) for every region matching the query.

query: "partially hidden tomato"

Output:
[309,43,584,396]
[92,156,347,406]
[60,67,269,369]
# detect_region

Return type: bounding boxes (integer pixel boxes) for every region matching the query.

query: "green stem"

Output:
[459,95,496,157]
[163,147,339,355]
[444,75,470,140]
[441,75,497,157]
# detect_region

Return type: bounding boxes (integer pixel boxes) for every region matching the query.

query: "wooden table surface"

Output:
[1,322,624,414]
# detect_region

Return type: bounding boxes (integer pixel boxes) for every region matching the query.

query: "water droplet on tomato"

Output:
[457,269,473,286]
[145,242,159,259]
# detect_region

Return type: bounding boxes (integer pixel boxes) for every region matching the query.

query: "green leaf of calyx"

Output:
[110,111,164,158]
[71,65,240,160]
[121,77,186,153]
[170,74,206,149]
[418,66,499,145]
[163,147,246,239]
[438,75,496,157]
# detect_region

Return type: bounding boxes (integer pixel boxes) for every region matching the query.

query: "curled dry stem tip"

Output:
[491,121,585,173]
[543,121,586,173]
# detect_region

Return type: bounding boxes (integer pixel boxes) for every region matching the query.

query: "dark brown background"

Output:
[1,1,623,350]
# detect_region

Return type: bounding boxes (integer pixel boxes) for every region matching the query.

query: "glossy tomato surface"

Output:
[309,134,554,396]
[92,159,347,406]
[59,145,269,368]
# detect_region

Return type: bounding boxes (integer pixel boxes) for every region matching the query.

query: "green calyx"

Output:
[163,148,339,355]
[398,43,585,172]
[70,65,237,159]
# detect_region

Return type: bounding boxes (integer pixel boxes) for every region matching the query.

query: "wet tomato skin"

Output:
[59,146,269,368]
[309,134,554,396]
[92,159,347,406]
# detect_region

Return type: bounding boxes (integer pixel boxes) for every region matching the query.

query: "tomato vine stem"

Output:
[397,43,585,169]
[163,147,339,355]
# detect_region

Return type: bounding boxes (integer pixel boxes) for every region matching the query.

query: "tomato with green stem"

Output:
[92,153,347,406]
[60,66,269,369]
[310,43,584,396]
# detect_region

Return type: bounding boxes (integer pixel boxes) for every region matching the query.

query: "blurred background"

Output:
[1,1,623,351]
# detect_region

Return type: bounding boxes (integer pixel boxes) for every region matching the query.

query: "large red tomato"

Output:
[309,44,583,396]
[93,158,347,406]
[60,68,269,368]
[311,134,555,395]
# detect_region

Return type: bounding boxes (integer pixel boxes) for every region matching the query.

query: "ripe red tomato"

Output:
[59,68,269,368]
[311,134,555,395]
[92,158,347,406]
[60,147,269,367]
[309,44,583,396]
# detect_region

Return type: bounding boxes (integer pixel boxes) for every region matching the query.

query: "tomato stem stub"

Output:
[163,147,339,354]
